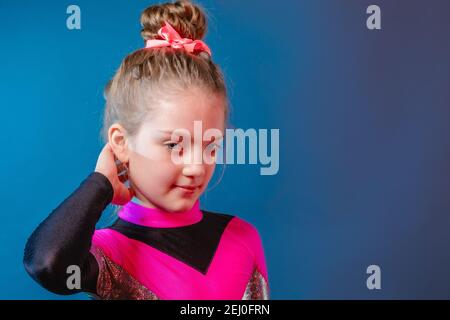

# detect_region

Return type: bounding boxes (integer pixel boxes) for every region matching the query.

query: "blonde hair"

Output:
[101,0,229,143]
[100,1,229,224]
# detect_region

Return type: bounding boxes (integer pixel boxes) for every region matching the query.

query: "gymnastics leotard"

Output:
[23,172,270,300]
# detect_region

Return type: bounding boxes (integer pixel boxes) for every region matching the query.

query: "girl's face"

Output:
[127,87,225,212]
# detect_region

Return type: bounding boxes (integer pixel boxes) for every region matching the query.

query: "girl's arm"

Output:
[23,171,113,295]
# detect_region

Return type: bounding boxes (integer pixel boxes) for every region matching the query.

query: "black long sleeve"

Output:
[23,172,114,295]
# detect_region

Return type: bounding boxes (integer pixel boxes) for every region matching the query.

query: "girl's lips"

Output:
[174,185,201,192]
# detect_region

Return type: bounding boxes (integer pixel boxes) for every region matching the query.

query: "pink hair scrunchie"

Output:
[144,21,212,57]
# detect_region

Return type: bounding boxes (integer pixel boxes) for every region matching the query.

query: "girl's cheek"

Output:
[131,143,174,163]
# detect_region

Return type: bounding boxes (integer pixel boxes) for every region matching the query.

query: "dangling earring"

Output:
[123,162,130,179]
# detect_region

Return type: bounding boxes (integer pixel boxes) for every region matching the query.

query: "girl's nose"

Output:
[182,162,206,177]
[178,143,207,177]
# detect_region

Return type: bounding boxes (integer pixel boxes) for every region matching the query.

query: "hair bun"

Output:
[140,0,207,42]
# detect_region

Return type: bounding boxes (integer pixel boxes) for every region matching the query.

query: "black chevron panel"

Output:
[106,210,235,274]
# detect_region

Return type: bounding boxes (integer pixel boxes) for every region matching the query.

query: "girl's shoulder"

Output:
[202,209,264,252]
[201,209,259,232]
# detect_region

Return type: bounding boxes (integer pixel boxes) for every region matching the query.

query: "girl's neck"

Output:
[118,198,203,228]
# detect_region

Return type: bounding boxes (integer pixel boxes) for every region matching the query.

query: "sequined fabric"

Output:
[89,245,269,300]
[88,247,269,300]
[242,268,270,300]
[89,245,159,300]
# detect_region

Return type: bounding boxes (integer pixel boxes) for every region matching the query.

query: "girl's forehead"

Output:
[139,109,225,138]
[143,93,225,130]
[145,122,224,137]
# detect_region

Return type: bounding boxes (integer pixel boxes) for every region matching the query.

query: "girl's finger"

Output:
[102,144,115,161]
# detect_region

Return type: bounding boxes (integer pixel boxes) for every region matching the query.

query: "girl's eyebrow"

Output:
[157,129,224,142]
[158,130,224,137]
[156,130,177,138]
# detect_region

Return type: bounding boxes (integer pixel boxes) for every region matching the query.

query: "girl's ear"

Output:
[108,123,130,164]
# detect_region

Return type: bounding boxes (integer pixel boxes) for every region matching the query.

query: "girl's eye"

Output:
[206,143,221,151]
[166,143,181,150]
[165,142,220,151]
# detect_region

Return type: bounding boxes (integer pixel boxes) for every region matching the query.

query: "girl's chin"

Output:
[166,197,198,212]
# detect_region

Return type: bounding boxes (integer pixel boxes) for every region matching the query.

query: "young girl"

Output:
[23,0,269,300]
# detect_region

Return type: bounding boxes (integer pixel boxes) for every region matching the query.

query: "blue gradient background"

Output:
[1,0,449,299]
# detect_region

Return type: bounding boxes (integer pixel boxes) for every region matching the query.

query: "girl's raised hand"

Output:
[94,143,135,205]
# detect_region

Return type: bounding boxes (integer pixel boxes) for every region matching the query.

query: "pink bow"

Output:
[145,21,212,57]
